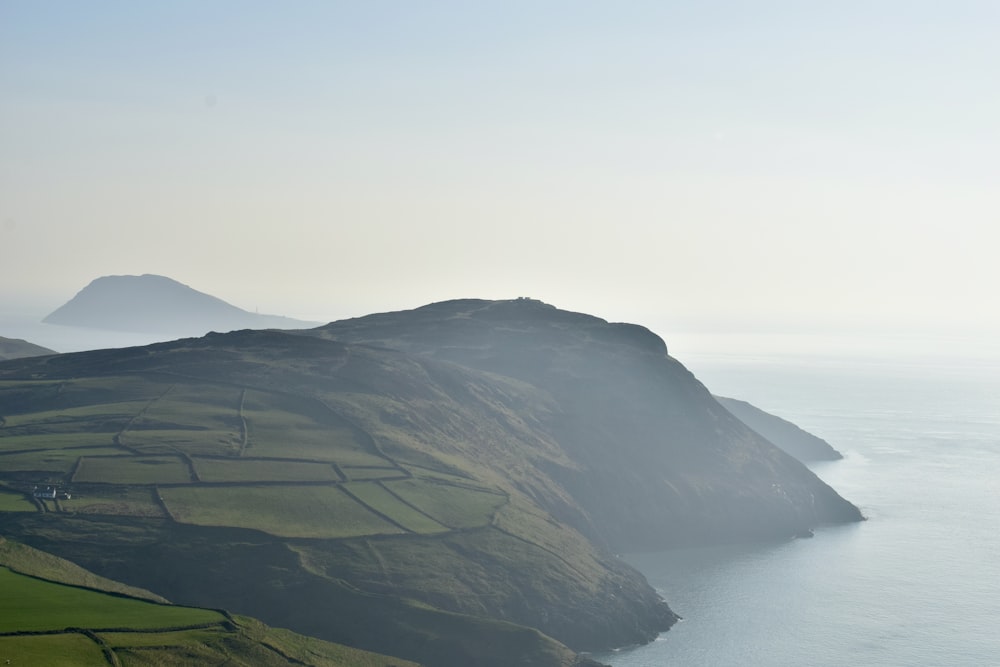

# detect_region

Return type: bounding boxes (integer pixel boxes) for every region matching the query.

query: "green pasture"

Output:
[0,401,145,432]
[0,375,161,415]
[385,478,507,529]
[0,433,116,453]
[0,566,224,632]
[0,633,108,666]
[243,390,387,464]
[0,447,120,476]
[0,447,118,474]
[61,487,166,518]
[73,456,192,484]
[102,619,422,667]
[340,466,403,481]
[344,482,449,534]
[160,485,406,538]
[47,376,168,406]
[118,427,239,457]
[258,621,421,667]
[193,457,342,482]
[99,628,223,647]
[130,384,242,453]
[145,383,242,417]
[0,537,167,602]
[0,488,35,512]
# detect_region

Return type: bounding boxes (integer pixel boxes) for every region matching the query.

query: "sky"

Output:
[2,1,999,356]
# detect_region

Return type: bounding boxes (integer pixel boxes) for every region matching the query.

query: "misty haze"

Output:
[3,3,999,666]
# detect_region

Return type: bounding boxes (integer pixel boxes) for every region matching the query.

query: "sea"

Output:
[594,338,1000,666]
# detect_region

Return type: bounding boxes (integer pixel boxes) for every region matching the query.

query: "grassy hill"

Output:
[0,299,860,665]
[0,327,665,665]
[0,537,420,667]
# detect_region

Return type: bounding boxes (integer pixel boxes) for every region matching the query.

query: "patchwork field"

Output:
[0,433,117,453]
[343,482,449,534]
[0,373,510,540]
[0,447,111,474]
[73,455,193,484]
[0,543,419,667]
[159,485,407,538]
[194,457,342,482]
[61,486,166,518]
[386,478,508,529]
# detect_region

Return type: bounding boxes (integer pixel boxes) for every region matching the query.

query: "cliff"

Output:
[312,298,862,550]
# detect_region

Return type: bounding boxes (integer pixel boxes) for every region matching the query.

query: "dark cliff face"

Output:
[314,298,863,551]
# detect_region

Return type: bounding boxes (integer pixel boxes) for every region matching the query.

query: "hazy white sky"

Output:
[2,1,998,342]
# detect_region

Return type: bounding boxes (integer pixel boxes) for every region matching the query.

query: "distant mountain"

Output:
[715,395,843,462]
[43,274,321,335]
[0,335,56,360]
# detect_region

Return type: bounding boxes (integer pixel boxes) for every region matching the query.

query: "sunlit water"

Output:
[594,354,1000,666]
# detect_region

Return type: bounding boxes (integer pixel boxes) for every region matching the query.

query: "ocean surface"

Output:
[594,351,1000,667]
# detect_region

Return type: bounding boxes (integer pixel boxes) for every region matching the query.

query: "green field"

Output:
[344,482,449,534]
[0,540,419,667]
[242,390,388,464]
[340,466,403,480]
[0,447,108,474]
[194,457,342,482]
[0,488,35,512]
[385,478,507,529]
[73,455,193,484]
[125,384,242,456]
[0,432,117,453]
[0,633,108,666]
[0,401,145,432]
[61,487,166,518]
[0,566,224,632]
[159,485,406,538]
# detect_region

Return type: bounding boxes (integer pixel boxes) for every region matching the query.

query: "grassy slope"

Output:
[0,537,420,667]
[0,566,222,631]
[0,536,167,602]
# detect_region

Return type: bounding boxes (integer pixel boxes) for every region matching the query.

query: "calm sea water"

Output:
[595,353,1000,666]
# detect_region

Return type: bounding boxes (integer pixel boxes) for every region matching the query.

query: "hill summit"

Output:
[43,274,320,335]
